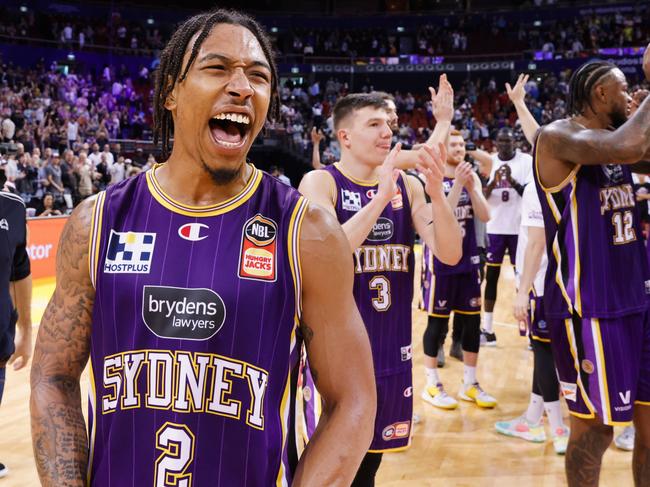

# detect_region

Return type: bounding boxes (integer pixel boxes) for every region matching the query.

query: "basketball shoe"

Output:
[459,382,497,408]
[0,463,8,478]
[494,416,546,443]
[421,383,458,410]
[480,330,497,347]
[614,426,635,451]
[552,426,570,455]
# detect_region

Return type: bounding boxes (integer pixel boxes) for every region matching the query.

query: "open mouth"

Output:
[208,112,252,149]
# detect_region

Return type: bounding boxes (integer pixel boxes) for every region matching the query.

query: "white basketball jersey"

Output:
[486,150,533,235]
[515,183,546,295]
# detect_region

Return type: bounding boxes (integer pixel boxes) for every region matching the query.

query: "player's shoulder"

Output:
[0,190,26,208]
[538,119,578,141]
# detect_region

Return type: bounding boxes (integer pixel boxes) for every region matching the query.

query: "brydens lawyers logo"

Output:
[104,230,156,274]
[178,223,209,241]
[239,214,277,282]
[142,285,226,340]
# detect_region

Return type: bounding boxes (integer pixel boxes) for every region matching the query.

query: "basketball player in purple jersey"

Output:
[30,10,376,487]
[420,130,493,410]
[535,47,650,486]
[299,93,462,486]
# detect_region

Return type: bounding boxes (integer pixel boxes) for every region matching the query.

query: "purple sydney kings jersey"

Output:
[533,141,650,319]
[86,165,308,486]
[325,164,414,376]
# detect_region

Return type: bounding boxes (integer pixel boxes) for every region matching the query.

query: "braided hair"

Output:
[567,60,618,117]
[152,9,279,159]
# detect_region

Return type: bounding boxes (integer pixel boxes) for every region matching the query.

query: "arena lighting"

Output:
[67,53,75,61]
[147,18,154,25]
[396,26,405,33]
[271,27,278,33]
[291,66,300,73]
[19,5,28,12]
[533,20,541,27]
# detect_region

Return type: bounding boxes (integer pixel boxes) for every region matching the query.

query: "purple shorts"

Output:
[486,234,518,266]
[549,311,650,425]
[529,295,550,342]
[369,368,413,452]
[423,270,482,317]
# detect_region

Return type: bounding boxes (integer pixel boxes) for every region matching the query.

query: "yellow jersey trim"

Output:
[146,163,262,217]
[334,162,378,187]
[88,192,105,289]
[534,130,581,193]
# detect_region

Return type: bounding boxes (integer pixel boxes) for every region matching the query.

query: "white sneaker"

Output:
[421,383,459,410]
[552,426,570,455]
[459,382,497,408]
[615,426,635,451]
[0,463,8,478]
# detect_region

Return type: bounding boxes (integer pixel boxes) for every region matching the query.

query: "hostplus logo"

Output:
[104,230,156,274]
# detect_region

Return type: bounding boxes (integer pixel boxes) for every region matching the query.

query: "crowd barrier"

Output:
[26,215,68,280]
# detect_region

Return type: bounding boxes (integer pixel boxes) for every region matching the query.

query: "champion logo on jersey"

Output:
[178,223,209,242]
[104,230,156,274]
[341,189,362,212]
[0,218,7,230]
[238,214,277,282]
[366,189,377,199]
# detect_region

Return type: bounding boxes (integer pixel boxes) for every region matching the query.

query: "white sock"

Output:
[544,401,565,432]
[483,313,494,333]
[463,365,477,385]
[524,393,544,425]
[425,367,439,387]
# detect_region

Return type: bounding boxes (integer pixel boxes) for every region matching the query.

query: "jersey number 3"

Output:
[370,276,391,311]
[155,423,195,487]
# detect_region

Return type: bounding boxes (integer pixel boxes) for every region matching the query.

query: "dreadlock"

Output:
[153,9,279,159]
[567,60,618,117]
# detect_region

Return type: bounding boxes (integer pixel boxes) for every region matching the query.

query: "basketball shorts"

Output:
[529,295,550,343]
[423,270,482,318]
[369,368,413,452]
[549,311,650,425]
[486,234,518,266]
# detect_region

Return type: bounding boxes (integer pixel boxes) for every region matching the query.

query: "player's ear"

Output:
[337,128,352,148]
[164,75,178,111]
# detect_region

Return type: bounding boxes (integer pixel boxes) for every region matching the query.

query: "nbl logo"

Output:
[104,230,156,274]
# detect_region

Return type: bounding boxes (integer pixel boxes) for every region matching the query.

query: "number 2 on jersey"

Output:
[611,210,636,244]
[155,423,195,487]
[370,275,391,311]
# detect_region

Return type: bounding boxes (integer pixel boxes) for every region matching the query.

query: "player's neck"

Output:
[497,151,516,162]
[573,114,609,130]
[444,163,456,179]
[156,153,253,207]
[338,152,379,183]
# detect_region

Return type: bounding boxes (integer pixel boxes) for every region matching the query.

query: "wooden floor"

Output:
[0,262,635,486]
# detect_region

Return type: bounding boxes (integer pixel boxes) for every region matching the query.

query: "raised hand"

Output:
[377,143,401,202]
[455,161,475,191]
[311,126,324,145]
[505,73,529,105]
[416,143,446,201]
[429,74,454,124]
[631,89,649,116]
[643,42,650,81]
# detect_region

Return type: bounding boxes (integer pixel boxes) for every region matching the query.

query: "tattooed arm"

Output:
[537,93,650,188]
[30,197,96,487]
[293,204,376,487]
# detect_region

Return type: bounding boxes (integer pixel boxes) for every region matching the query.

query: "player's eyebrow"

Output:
[198,53,271,72]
